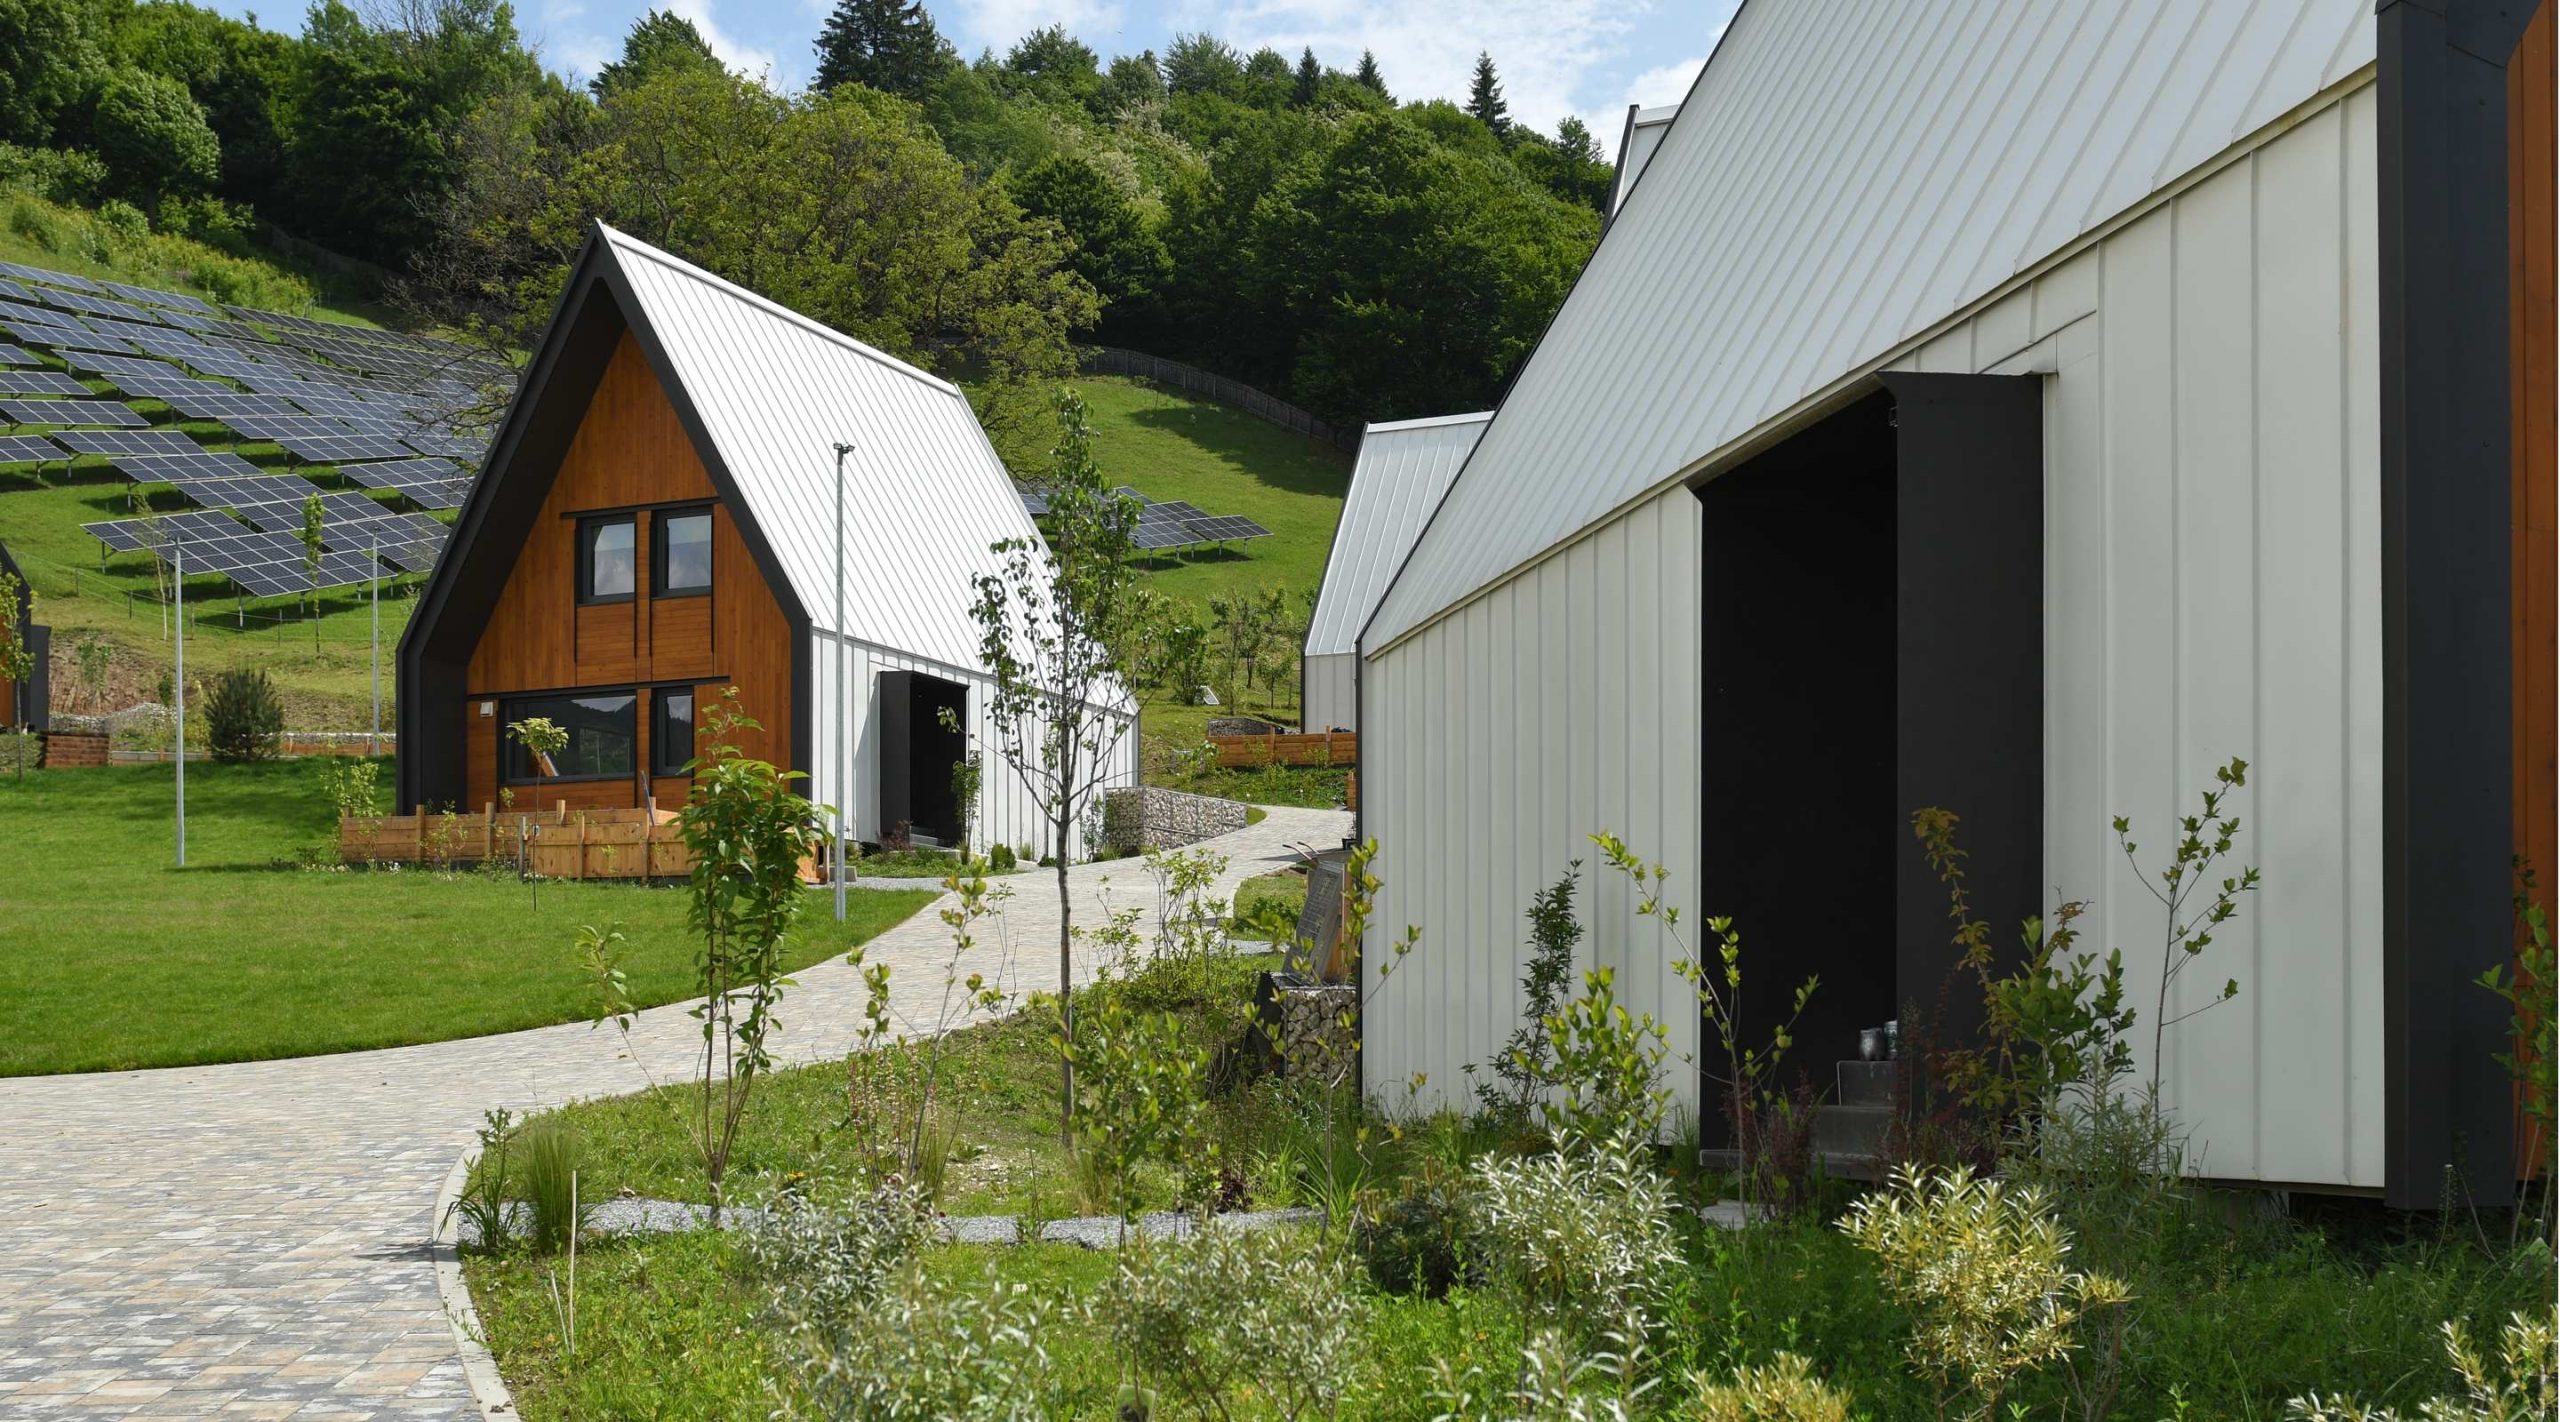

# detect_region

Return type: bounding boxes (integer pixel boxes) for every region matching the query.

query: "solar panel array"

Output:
[0,434,63,466]
[1,399,145,428]
[1019,483,1273,553]
[0,255,511,599]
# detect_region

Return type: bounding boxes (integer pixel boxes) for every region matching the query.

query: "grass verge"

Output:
[0,758,933,1074]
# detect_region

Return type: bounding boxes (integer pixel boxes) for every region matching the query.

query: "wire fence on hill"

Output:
[1079,347,1357,452]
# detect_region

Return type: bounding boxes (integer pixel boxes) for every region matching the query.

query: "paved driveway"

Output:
[0,806,1348,1420]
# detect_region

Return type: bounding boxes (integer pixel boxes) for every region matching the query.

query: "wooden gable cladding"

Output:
[458,329,795,811]
[2514,0,2556,929]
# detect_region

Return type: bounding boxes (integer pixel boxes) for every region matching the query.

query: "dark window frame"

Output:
[576,514,638,605]
[652,505,714,599]
[500,690,640,785]
[652,687,697,777]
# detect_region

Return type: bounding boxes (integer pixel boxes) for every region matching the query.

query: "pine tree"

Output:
[1291,46,1320,107]
[591,9,719,100]
[813,0,949,97]
[1353,48,1389,100]
[1467,50,1509,138]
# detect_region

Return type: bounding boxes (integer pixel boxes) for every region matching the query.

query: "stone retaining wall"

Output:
[1100,785,1249,856]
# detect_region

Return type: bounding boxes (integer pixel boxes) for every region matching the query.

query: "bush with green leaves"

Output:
[2286,1309,2555,1422]
[1102,1225,1363,1422]
[1477,862,1583,1126]
[1353,1162,1481,1298]
[94,67,221,201]
[1064,992,1211,1221]
[1468,1131,1680,1334]
[1692,1353,1855,1422]
[739,1182,932,1337]
[320,758,380,823]
[772,1261,1072,1422]
[202,667,282,761]
[1839,1164,2130,1422]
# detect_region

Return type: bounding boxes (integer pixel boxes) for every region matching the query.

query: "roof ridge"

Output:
[1363,411,1496,434]
[594,223,965,401]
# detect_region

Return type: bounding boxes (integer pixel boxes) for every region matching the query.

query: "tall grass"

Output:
[517,1117,590,1254]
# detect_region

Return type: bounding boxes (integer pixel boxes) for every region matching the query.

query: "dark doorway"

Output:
[1695,375,2044,1144]
[1698,392,1900,1135]
[878,670,969,846]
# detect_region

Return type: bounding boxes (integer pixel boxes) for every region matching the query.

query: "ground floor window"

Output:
[652,689,695,776]
[503,692,637,782]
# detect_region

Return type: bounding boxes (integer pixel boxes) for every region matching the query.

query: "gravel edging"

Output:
[430,1149,519,1419]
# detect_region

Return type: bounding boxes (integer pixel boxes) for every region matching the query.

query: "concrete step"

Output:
[1837,1060,1897,1107]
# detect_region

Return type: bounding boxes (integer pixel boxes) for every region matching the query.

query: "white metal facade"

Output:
[603,226,1136,862]
[1365,0,2378,652]
[1303,413,1488,732]
[1358,23,2387,1184]
[1605,104,1680,217]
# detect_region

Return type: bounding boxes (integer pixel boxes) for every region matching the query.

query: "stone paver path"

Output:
[0,806,1346,1420]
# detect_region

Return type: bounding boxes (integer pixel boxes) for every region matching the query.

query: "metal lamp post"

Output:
[832,441,854,922]
[172,534,185,868]
[370,531,380,758]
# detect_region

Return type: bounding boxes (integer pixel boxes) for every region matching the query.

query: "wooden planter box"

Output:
[1208,730,1357,769]
[340,801,819,882]
[40,731,108,768]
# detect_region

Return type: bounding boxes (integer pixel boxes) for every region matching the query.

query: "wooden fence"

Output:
[340,803,694,879]
[1208,730,1358,769]
[1080,347,1357,451]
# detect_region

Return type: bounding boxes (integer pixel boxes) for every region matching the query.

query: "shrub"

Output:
[988,841,1015,871]
[772,1262,1071,1421]
[1103,1225,1363,1421]
[0,142,107,204]
[2287,1310,2556,1422]
[1478,862,1584,1125]
[92,197,147,247]
[740,1183,931,1333]
[1353,1164,1480,1298]
[1693,1352,1856,1422]
[1469,1132,1681,1332]
[320,759,380,822]
[93,68,220,201]
[202,668,282,761]
[1839,1164,2129,1422]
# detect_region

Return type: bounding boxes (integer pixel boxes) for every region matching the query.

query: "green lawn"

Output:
[1072,375,1352,616]
[0,758,933,1075]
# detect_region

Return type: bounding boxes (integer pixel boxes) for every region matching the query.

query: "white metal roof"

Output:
[1607,104,1681,216]
[599,225,1085,686]
[1306,412,1490,658]
[1365,0,2376,651]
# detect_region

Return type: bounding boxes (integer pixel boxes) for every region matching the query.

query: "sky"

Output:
[213,0,1740,158]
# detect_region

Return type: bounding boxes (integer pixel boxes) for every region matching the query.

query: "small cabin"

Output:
[397,224,1136,858]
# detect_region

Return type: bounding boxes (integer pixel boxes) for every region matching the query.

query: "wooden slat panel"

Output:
[461,330,795,810]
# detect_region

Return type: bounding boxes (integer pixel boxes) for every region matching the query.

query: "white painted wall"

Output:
[1361,486,1704,1125]
[808,631,1139,865]
[1303,651,1356,733]
[1360,82,2382,1187]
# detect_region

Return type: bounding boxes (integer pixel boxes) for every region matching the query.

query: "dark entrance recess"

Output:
[877,669,968,846]
[1695,373,2043,1144]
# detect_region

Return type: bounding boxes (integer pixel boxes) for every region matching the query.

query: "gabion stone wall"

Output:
[1265,981,1357,1082]
[1100,785,1249,857]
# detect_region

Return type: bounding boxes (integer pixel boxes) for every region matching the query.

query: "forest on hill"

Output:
[0,0,1612,460]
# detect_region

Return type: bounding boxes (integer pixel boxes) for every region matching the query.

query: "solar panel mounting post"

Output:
[369,530,380,757]
[172,532,185,868]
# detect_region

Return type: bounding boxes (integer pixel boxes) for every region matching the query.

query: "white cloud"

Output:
[948,0,1130,59]
[666,0,787,85]
[1577,49,1708,158]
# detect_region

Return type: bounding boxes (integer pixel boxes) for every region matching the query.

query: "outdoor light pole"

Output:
[833,441,855,923]
[172,534,186,868]
[369,532,380,758]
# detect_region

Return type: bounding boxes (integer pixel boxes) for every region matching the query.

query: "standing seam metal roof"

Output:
[1305,413,1491,658]
[1362,0,2377,652]
[598,225,1085,685]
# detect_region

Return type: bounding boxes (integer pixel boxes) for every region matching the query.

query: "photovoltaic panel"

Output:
[170,473,313,511]
[1177,514,1272,542]
[16,325,138,357]
[0,261,101,292]
[95,371,230,403]
[82,509,254,553]
[154,390,306,426]
[333,510,449,572]
[0,278,26,303]
[63,352,170,380]
[0,399,146,428]
[99,281,216,316]
[42,290,154,324]
[0,345,33,366]
[1128,523,1197,551]
[0,434,63,465]
[272,431,415,464]
[0,299,83,329]
[108,451,270,487]
[222,413,351,443]
[1016,484,1049,516]
[0,370,94,397]
[338,457,469,509]
[234,491,387,531]
[1113,485,1153,504]
[397,428,485,461]
[54,428,203,458]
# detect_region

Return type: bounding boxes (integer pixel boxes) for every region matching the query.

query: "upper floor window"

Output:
[579,515,636,604]
[655,508,713,597]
